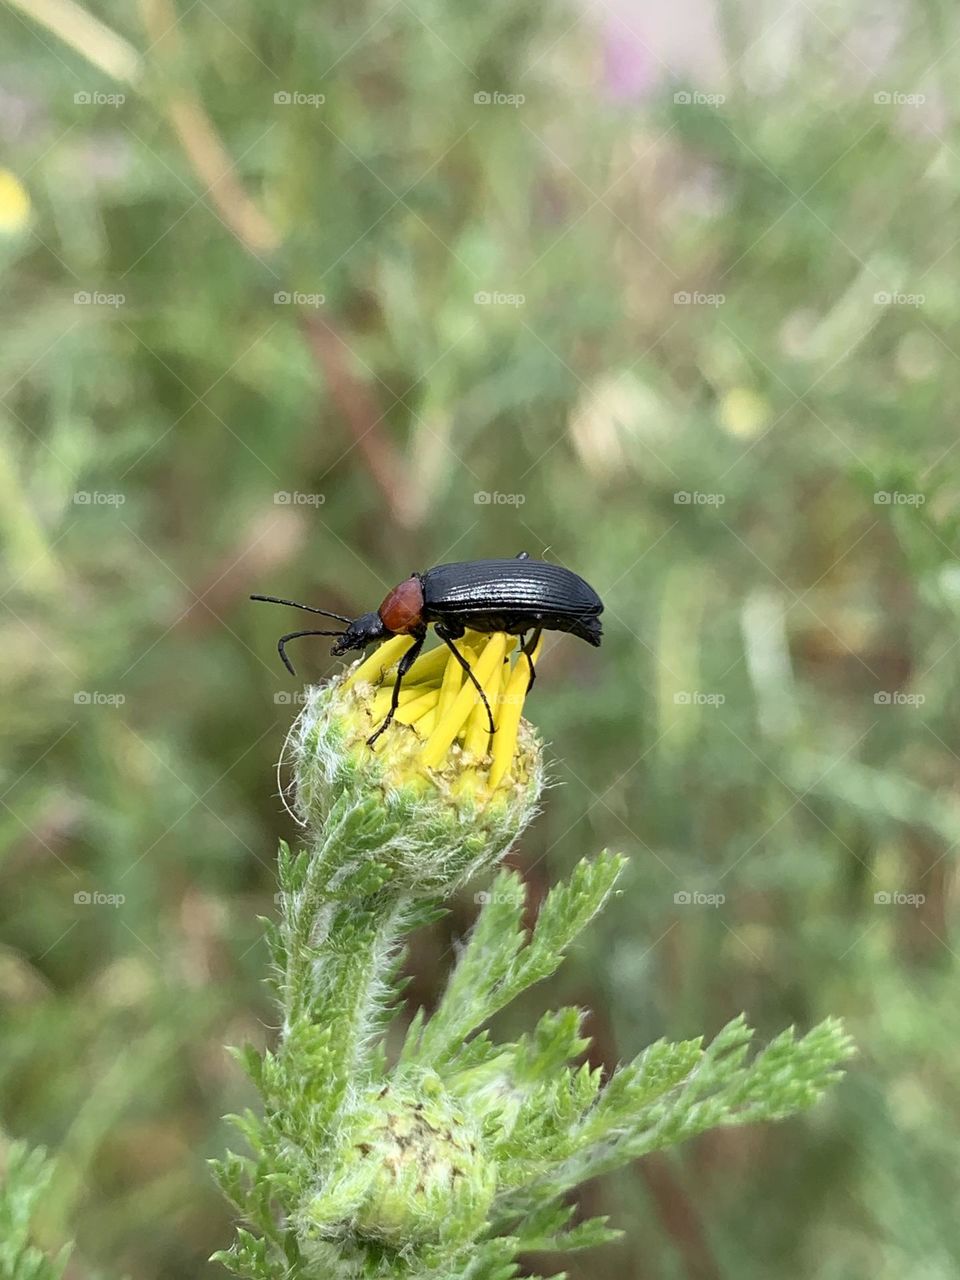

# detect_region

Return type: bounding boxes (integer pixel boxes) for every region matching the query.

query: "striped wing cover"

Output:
[423,559,602,615]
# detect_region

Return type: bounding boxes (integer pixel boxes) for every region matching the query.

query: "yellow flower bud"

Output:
[289,633,544,897]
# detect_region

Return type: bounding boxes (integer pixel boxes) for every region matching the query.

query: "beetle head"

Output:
[331,611,390,656]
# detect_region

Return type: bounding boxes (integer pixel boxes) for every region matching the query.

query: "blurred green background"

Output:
[2,0,959,1276]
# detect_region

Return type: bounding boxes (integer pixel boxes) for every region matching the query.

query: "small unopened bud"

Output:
[310,1076,496,1247]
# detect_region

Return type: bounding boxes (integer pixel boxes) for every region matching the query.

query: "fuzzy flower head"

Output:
[289,631,544,898]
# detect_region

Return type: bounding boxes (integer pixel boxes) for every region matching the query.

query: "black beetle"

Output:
[252,552,603,745]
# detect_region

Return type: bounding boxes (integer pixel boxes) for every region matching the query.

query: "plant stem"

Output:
[279,814,411,1119]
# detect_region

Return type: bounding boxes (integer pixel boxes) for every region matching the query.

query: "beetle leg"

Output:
[435,624,497,736]
[520,627,543,692]
[277,629,345,677]
[366,630,426,747]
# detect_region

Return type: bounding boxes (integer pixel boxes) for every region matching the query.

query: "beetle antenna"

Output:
[276,629,346,676]
[250,594,352,625]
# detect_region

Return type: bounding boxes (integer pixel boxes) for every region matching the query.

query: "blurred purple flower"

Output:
[602,21,655,101]
[596,1,726,100]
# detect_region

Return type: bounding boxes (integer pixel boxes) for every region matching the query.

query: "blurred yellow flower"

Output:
[0,170,31,235]
[718,386,770,439]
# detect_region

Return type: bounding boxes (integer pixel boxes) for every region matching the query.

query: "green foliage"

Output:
[3,0,957,1275]
[214,811,852,1278]
[404,854,625,1072]
[0,1143,69,1280]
